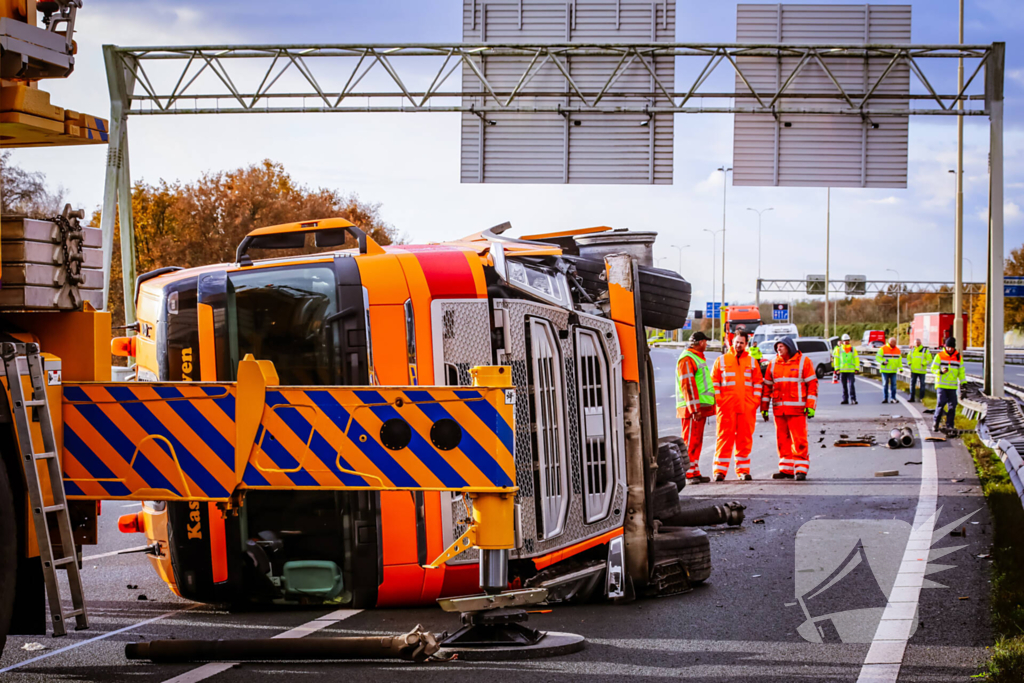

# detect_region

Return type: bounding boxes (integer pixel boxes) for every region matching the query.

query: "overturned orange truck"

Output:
[119,220,699,607]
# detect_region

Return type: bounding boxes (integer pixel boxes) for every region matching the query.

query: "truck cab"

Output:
[123,219,695,608]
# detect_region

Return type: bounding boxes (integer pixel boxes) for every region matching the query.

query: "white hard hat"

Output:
[841,333,851,341]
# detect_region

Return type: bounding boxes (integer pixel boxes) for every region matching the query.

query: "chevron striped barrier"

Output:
[60,358,516,503]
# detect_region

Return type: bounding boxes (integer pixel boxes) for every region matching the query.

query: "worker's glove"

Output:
[806,408,815,419]
[761,410,770,422]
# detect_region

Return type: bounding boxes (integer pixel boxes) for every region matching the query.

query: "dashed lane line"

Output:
[160,609,363,683]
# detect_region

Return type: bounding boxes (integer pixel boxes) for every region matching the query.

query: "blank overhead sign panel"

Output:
[461,0,675,184]
[733,4,911,188]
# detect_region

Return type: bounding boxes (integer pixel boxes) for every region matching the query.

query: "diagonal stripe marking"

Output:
[404,390,513,487]
[455,389,515,455]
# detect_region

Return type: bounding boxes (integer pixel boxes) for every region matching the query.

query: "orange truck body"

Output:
[724,305,762,345]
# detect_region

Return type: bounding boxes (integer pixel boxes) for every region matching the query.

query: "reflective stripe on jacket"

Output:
[761,352,818,415]
[712,349,763,411]
[876,344,903,373]
[676,349,715,417]
[908,346,933,374]
[930,350,965,390]
[833,343,859,373]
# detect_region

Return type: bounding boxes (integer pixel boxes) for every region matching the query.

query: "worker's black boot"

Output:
[772,472,794,480]
[795,473,807,481]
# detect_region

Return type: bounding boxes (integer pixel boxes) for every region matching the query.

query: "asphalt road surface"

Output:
[1,359,994,682]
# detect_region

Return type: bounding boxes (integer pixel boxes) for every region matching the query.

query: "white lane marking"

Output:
[82,545,151,561]
[856,395,938,683]
[0,605,195,674]
[161,608,363,683]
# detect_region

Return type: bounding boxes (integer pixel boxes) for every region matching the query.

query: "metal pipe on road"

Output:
[125,626,443,664]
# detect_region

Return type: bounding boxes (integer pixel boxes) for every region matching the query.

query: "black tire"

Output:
[816,364,827,379]
[656,444,678,485]
[651,481,679,514]
[0,459,17,656]
[652,526,711,583]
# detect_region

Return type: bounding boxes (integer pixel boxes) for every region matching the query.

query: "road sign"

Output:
[684,318,693,330]
[806,275,826,295]
[1006,277,1024,297]
[733,4,910,189]
[705,302,729,318]
[461,0,676,185]
[845,275,866,296]
[772,303,790,322]
[694,310,704,320]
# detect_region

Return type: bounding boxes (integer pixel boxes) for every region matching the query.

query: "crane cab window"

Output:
[227,264,338,385]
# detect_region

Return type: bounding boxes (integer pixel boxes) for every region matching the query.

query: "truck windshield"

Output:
[729,320,758,332]
[227,264,338,385]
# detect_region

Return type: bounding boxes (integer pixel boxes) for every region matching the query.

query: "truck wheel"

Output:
[651,481,679,514]
[0,458,17,656]
[653,526,711,583]
[816,364,827,379]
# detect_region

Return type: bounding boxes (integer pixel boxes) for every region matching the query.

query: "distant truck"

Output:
[725,305,762,344]
[911,312,969,348]
[861,330,886,348]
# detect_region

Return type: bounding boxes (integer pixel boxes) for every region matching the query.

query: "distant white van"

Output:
[751,323,798,347]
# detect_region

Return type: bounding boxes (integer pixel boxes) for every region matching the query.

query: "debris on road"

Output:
[836,435,877,447]
[951,527,967,537]
[875,470,899,477]
[752,519,765,524]
[904,461,922,465]
[21,643,46,652]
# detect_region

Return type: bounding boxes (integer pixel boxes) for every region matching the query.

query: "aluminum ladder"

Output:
[1,342,88,636]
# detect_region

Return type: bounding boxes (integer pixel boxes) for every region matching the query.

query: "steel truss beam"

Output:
[758,279,986,295]
[108,42,994,116]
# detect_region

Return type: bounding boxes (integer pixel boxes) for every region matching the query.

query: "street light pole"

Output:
[954,0,966,349]
[670,244,690,276]
[964,257,974,348]
[887,268,901,344]
[703,229,722,342]
[747,207,774,307]
[825,188,831,339]
[718,166,732,335]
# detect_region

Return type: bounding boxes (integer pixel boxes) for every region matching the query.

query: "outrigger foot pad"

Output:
[436,588,586,661]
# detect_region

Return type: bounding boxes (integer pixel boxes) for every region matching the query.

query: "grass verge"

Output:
[962,421,1024,680]
[892,377,1024,678]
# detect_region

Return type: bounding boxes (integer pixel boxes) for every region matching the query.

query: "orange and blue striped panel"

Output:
[61,383,515,501]
[62,383,238,501]
[242,387,515,492]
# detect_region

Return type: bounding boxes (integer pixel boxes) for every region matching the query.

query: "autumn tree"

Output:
[93,159,401,328]
[1,151,66,218]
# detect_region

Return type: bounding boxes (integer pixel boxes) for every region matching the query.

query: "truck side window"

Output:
[227,265,338,385]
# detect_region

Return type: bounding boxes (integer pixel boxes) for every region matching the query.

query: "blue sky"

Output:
[9,0,1023,309]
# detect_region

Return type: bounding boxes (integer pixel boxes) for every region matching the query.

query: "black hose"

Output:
[660,501,745,527]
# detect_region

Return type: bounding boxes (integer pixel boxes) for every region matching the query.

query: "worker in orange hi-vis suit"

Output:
[760,337,819,481]
[711,330,763,481]
[676,331,714,484]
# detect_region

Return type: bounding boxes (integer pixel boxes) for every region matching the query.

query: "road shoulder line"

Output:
[856,395,938,683]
